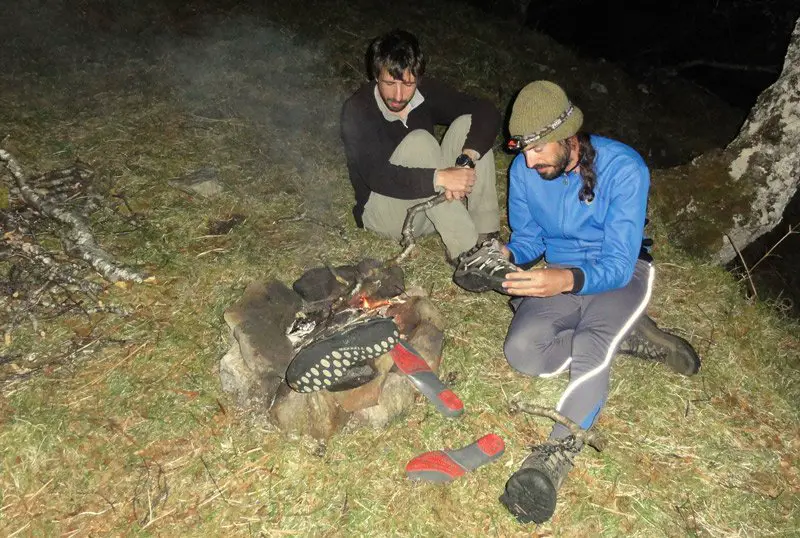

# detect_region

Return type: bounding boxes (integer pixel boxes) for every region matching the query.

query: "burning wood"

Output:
[350,294,405,312]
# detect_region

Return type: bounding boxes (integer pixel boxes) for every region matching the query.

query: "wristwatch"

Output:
[455,153,476,168]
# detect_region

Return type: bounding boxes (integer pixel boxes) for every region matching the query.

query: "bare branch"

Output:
[725,233,758,300]
[390,193,447,265]
[749,222,798,273]
[510,400,606,452]
[1,149,147,283]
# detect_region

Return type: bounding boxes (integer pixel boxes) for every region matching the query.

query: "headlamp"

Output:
[506,103,575,152]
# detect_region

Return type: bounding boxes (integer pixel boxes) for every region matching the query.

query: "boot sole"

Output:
[452,271,510,295]
[636,316,701,376]
[285,317,400,392]
[499,468,557,524]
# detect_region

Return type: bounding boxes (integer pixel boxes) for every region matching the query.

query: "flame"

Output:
[360,295,391,310]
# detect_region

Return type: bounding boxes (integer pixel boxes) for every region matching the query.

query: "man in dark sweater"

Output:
[340,29,502,261]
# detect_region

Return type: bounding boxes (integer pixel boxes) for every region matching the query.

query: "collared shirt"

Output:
[373,85,426,127]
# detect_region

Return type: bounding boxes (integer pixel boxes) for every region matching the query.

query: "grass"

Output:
[1,0,798,536]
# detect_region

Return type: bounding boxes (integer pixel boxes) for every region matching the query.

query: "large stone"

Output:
[224,281,302,382]
[269,384,350,440]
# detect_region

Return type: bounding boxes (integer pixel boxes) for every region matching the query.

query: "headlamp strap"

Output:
[508,103,575,151]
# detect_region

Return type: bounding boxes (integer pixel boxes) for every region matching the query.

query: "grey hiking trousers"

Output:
[362,114,500,259]
[504,260,654,440]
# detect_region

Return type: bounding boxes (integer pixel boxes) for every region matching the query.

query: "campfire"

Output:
[220,258,446,440]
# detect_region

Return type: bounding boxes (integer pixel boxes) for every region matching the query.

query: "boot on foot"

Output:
[499,435,581,524]
[619,315,700,376]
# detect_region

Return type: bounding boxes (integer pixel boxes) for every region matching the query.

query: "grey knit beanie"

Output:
[509,81,583,147]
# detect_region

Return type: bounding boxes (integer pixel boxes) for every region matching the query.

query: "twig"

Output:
[510,400,606,451]
[201,455,228,503]
[195,248,227,258]
[389,193,447,265]
[748,223,798,273]
[724,233,758,300]
[271,210,348,238]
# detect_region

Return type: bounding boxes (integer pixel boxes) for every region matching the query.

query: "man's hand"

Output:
[502,268,574,297]
[436,167,476,201]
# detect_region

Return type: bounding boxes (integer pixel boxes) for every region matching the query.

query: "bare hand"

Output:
[444,188,467,201]
[502,268,574,297]
[436,167,476,196]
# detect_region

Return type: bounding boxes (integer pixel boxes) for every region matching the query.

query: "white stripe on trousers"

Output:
[555,265,655,413]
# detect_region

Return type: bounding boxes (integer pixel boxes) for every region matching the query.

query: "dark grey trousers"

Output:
[504,260,654,439]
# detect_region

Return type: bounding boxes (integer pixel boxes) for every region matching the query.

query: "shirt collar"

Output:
[373,83,425,124]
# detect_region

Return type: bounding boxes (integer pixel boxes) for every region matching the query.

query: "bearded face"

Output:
[524,139,573,180]
[377,68,417,114]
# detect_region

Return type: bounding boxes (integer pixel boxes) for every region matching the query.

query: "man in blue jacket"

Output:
[454,81,700,524]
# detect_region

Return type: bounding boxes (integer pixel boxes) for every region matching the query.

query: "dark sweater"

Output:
[340,78,501,227]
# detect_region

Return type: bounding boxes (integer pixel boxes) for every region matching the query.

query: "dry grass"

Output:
[1,0,798,536]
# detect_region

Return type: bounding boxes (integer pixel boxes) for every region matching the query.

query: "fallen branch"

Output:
[510,400,606,452]
[748,222,798,273]
[3,231,104,295]
[1,149,147,283]
[672,59,780,75]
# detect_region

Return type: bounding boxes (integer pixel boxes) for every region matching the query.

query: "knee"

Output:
[504,332,543,376]
[450,114,472,133]
[402,129,439,147]
[391,130,440,168]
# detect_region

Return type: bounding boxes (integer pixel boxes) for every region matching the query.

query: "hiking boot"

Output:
[476,231,501,244]
[618,315,701,376]
[452,238,520,294]
[499,435,582,524]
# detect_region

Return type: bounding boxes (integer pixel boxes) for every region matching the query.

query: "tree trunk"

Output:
[650,16,800,263]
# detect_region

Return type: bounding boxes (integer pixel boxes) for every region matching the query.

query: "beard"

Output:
[534,141,571,180]
[385,98,409,112]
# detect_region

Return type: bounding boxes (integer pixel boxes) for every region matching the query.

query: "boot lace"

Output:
[458,239,518,277]
[619,331,666,363]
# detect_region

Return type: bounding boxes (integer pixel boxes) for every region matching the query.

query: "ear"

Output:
[568,136,580,154]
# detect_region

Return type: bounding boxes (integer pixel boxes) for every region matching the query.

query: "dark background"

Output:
[467,0,799,109]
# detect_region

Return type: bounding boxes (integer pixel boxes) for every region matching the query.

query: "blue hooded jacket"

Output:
[506,135,650,295]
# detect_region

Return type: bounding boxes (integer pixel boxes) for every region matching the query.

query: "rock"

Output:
[350,372,416,429]
[331,353,395,412]
[168,167,224,197]
[222,281,302,404]
[270,383,350,439]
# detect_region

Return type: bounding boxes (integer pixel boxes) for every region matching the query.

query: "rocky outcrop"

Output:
[651,16,800,262]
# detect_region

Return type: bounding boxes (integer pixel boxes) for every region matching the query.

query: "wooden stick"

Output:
[510,400,606,451]
[390,193,447,265]
[724,233,758,300]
